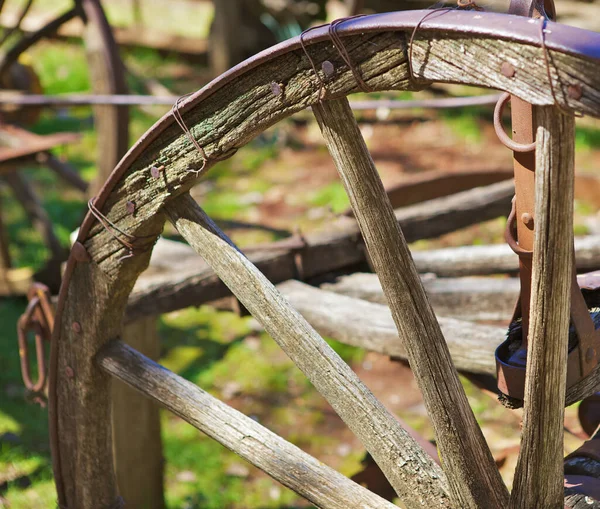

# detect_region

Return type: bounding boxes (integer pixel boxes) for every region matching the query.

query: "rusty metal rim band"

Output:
[48,10,600,507]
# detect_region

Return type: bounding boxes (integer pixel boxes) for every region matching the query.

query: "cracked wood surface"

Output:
[126,180,513,321]
[97,341,399,509]
[313,97,508,508]
[51,12,600,508]
[510,108,575,509]
[166,194,450,508]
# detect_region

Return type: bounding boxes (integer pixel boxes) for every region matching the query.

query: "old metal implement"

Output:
[17,282,54,396]
[493,0,600,408]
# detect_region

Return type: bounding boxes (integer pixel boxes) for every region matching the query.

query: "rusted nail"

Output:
[71,321,82,333]
[521,212,533,227]
[501,62,515,78]
[65,366,75,379]
[150,165,165,178]
[587,347,596,363]
[72,241,91,263]
[321,60,335,77]
[125,201,136,214]
[270,82,283,96]
[568,84,583,100]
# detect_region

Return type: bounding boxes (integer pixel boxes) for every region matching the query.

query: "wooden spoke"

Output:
[509,108,575,508]
[165,193,451,509]
[312,97,508,509]
[127,181,513,322]
[98,340,399,509]
[0,6,79,78]
[112,319,165,509]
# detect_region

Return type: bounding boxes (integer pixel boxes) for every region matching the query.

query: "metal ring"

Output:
[504,199,533,258]
[494,92,537,153]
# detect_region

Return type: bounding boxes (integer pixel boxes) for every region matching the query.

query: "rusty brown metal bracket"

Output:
[17,282,54,404]
[495,0,600,404]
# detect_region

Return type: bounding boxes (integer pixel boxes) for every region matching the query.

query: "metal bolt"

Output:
[65,366,75,379]
[71,321,82,333]
[150,165,164,178]
[270,82,283,96]
[587,347,596,363]
[501,62,515,78]
[126,201,135,214]
[521,212,533,227]
[321,60,335,77]
[567,84,583,100]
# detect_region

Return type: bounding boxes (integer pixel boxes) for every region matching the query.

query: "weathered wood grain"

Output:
[411,235,600,277]
[112,318,165,509]
[165,194,451,508]
[312,97,508,509]
[51,16,600,506]
[79,17,600,277]
[126,180,513,322]
[509,108,575,509]
[323,273,519,321]
[279,279,503,375]
[97,340,400,509]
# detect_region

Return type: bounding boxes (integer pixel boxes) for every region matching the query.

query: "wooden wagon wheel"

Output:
[48,8,600,509]
[0,0,128,190]
[0,0,127,289]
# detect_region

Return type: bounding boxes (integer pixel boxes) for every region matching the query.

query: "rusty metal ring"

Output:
[504,198,533,258]
[18,303,48,393]
[494,92,537,153]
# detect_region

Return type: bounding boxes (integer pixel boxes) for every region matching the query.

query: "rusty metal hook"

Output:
[17,284,54,395]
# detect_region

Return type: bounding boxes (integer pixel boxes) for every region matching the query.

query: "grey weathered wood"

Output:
[323,273,520,321]
[112,317,165,509]
[126,180,513,322]
[165,194,450,508]
[410,235,600,277]
[280,279,503,375]
[509,108,575,509]
[80,20,600,274]
[312,97,508,509]
[97,340,399,509]
[51,19,600,507]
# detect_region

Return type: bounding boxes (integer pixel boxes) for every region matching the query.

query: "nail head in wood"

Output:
[72,321,82,333]
[72,241,91,263]
[270,82,283,96]
[568,84,583,100]
[501,62,516,78]
[322,60,335,77]
[125,201,135,214]
[150,166,164,179]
